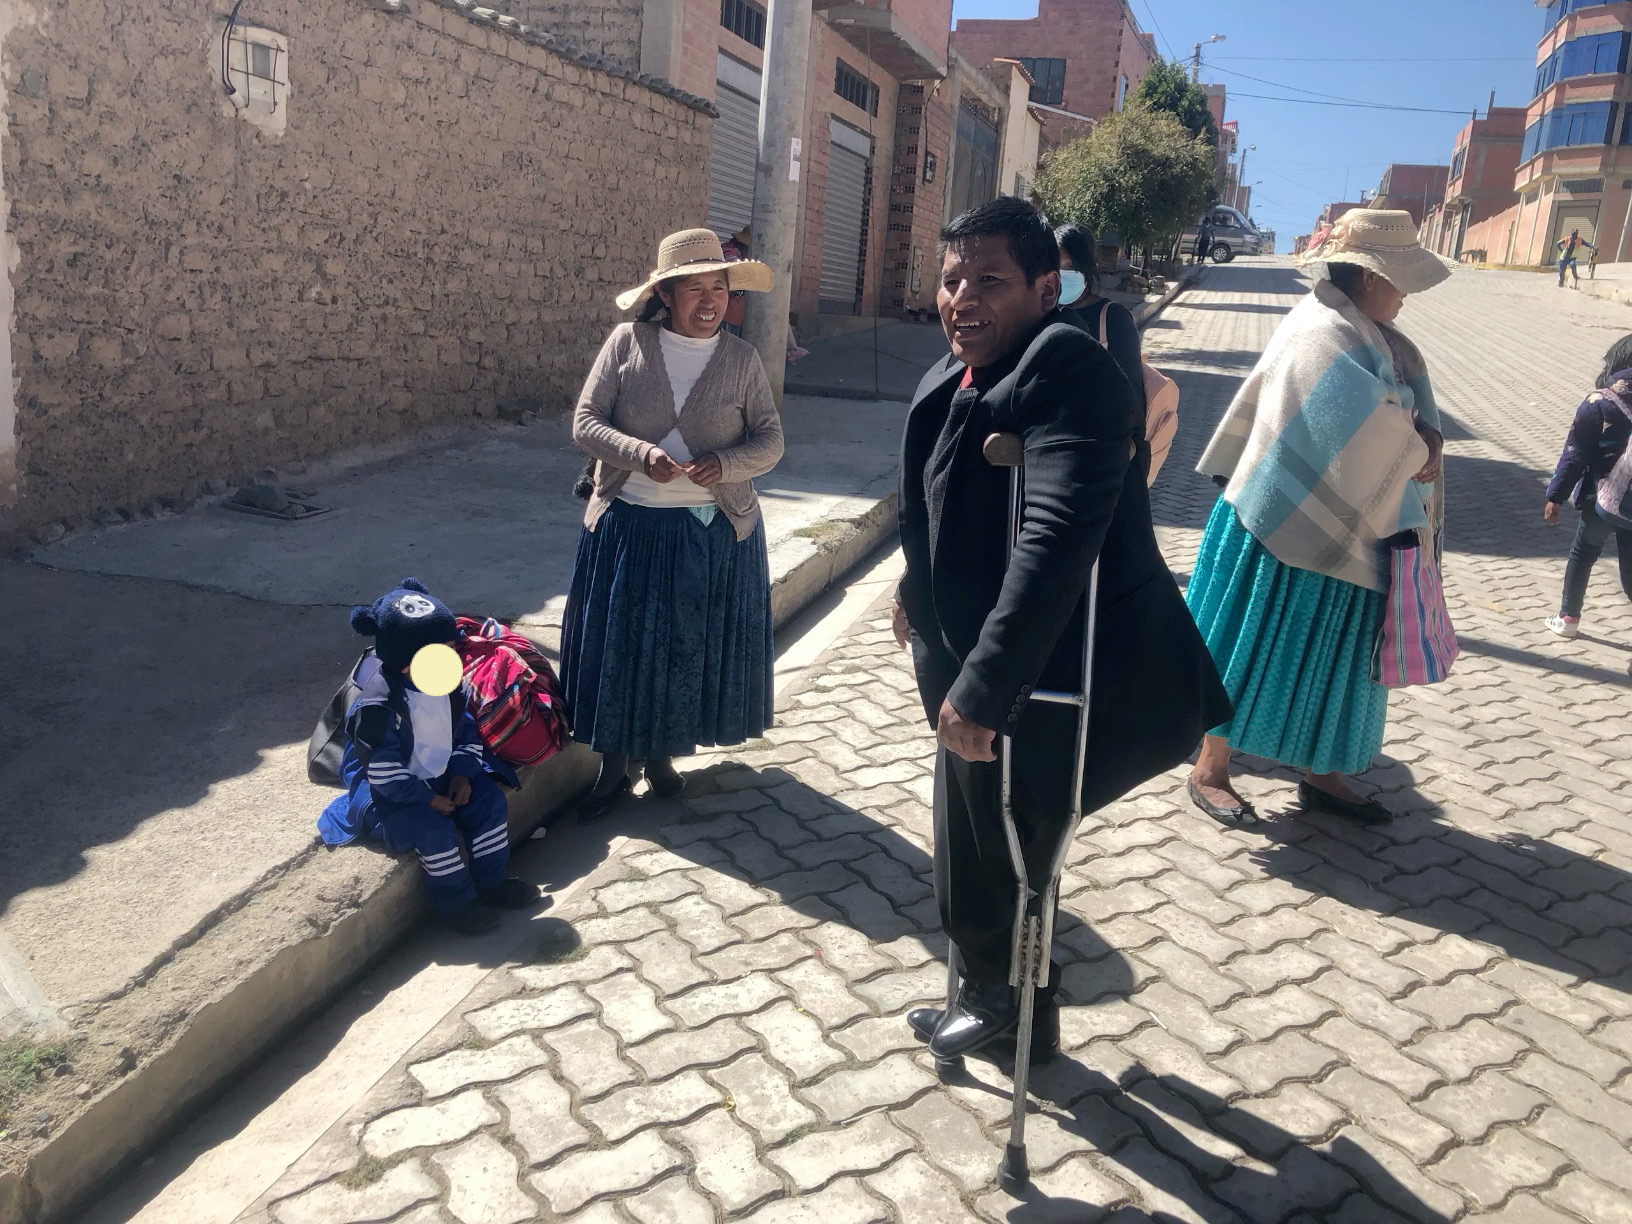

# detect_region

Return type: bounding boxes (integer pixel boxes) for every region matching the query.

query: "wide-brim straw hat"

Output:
[1298,208,1456,295]
[616,228,774,311]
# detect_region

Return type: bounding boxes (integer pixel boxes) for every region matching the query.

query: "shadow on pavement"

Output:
[591,761,1456,1222]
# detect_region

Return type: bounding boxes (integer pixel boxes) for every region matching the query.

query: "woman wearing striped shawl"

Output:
[1185,210,1456,828]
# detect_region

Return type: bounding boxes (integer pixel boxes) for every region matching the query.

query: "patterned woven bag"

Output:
[1371,528,1459,687]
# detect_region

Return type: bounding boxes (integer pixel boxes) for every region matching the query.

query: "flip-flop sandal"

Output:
[1187,779,1260,827]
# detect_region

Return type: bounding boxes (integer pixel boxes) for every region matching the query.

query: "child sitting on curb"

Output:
[317,578,541,935]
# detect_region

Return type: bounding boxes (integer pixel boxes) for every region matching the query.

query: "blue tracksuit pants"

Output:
[364,773,511,914]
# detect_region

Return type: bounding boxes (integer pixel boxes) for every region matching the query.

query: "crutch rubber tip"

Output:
[999,1144,1029,1193]
[934,1055,964,1083]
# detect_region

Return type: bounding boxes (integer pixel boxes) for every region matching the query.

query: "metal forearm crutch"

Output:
[948,431,1099,1195]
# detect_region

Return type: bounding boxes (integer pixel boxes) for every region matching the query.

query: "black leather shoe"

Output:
[643,759,686,801]
[577,776,632,824]
[1187,779,1258,826]
[1298,780,1394,826]
[909,998,1061,1062]
[928,983,1021,1060]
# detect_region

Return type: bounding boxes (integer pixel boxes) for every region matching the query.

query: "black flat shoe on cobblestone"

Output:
[1297,780,1393,826]
[643,759,686,801]
[482,878,544,910]
[576,776,633,824]
[1187,780,1258,826]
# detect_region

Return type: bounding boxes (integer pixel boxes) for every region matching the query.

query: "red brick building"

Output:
[1425,108,1526,258]
[1370,164,1450,228]
[950,0,1156,131]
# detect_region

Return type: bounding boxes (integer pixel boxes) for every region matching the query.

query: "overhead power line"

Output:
[1215,55,1530,64]
[1209,64,1478,112]
[1226,91,1477,116]
[1138,0,1175,60]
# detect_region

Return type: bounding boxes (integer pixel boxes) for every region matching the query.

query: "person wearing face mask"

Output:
[1186,210,1455,828]
[564,229,785,820]
[1054,224,1145,415]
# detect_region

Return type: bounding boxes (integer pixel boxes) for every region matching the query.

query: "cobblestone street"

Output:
[247,261,1632,1224]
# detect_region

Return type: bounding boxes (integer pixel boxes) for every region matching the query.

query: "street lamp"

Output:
[1192,34,1225,83]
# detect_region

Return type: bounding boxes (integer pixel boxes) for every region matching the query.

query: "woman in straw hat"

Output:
[1184,209,1456,827]
[562,228,782,820]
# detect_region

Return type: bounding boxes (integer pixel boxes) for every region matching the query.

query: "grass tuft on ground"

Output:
[0,1036,73,1126]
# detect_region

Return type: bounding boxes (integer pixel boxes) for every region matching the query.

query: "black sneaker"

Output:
[481,878,544,910]
[447,901,501,936]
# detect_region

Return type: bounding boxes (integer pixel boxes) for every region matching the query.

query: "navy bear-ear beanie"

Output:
[349,577,458,670]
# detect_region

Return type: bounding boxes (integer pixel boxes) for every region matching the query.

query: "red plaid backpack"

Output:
[455,616,569,767]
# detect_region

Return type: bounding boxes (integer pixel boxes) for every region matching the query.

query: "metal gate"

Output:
[819,118,871,312]
[705,54,761,239]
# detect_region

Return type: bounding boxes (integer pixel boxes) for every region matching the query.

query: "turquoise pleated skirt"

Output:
[1185,499,1389,776]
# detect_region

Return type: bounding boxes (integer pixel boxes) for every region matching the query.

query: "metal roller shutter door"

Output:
[706,82,759,239]
[819,138,869,310]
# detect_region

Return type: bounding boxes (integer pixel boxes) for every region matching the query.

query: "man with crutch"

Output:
[893,198,1231,1188]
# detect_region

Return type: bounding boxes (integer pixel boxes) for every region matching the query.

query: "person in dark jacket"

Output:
[1055,223,1145,413]
[1544,334,1632,638]
[893,198,1231,1060]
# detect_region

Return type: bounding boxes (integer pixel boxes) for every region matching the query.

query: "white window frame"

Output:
[222,21,290,135]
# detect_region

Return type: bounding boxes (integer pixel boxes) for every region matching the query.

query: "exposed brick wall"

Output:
[492,0,644,68]
[0,0,712,538]
[886,81,949,316]
[951,0,1149,125]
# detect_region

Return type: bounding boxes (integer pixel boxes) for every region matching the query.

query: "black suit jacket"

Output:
[898,315,1232,816]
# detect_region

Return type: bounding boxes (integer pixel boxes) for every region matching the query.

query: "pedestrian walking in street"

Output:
[563,229,784,820]
[1055,224,1145,410]
[1558,228,1596,288]
[1543,334,1632,639]
[1186,209,1456,827]
[316,579,542,935]
[894,198,1230,1060]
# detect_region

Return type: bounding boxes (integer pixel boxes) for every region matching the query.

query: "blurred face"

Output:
[938,235,1059,369]
[1352,268,1407,324]
[658,272,730,339]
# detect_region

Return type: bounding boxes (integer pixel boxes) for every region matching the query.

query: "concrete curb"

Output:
[1133,262,1205,330]
[783,381,909,404]
[8,494,901,1224]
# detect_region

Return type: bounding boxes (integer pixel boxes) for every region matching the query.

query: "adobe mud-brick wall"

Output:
[492,0,644,69]
[0,0,712,542]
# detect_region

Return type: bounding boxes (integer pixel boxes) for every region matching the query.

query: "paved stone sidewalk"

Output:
[246,262,1632,1223]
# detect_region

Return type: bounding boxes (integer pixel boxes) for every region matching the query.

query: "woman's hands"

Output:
[685,453,724,487]
[892,601,910,649]
[1544,500,1563,525]
[645,447,684,483]
[643,448,723,487]
[1413,426,1444,483]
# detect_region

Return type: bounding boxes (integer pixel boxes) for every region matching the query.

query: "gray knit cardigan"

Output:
[573,322,785,541]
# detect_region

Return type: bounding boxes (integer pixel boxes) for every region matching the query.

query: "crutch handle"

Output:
[983,432,1024,468]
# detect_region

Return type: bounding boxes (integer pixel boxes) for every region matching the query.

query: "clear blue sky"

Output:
[950,0,1545,251]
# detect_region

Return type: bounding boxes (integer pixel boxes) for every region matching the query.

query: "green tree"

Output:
[1132,59,1220,147]
[1036,103,1217,259]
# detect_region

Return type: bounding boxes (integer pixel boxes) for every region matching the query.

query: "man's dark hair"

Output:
[1598,333,1632,388]
[1053,223,1099,296]
[1326,260,1367,300]
[939,197,1059,285]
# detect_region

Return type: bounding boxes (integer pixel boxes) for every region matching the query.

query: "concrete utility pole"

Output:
[742,0,813,407]
[1236,144,1255,208]
[1192,34,1224,84]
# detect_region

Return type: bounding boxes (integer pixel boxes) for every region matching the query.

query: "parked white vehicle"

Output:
[1178,206,1263,263]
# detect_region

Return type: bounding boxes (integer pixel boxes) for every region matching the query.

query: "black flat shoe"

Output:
[481,877,545,910]
[577,776,633,824]
[643,759,686,801]
[928,983,1021,1060]
[1187,779,1258,826]
[1297,780,1394,826]
[909,1000,1060,1063]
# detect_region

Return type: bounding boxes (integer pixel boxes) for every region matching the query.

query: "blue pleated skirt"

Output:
[1185,498,1389,776]
[561,499,774,757]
